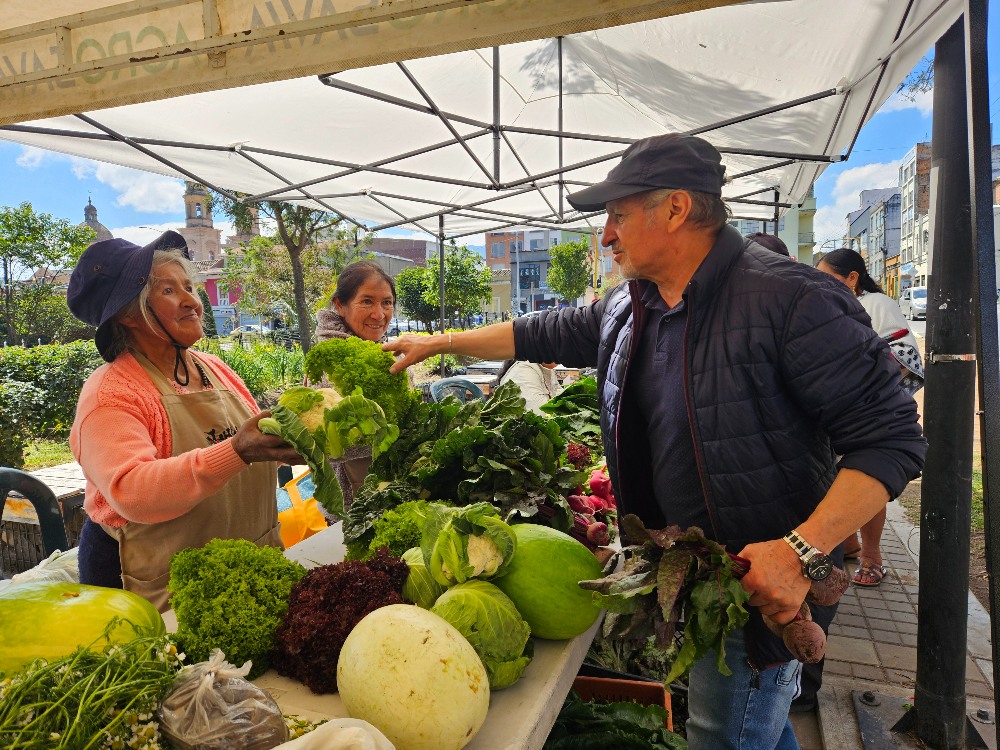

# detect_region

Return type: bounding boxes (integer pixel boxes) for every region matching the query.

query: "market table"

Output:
[163,523,600,750]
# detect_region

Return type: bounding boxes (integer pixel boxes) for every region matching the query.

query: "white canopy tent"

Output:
[0,0,963,239]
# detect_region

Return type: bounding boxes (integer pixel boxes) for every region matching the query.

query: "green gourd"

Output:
[0,582,164,675]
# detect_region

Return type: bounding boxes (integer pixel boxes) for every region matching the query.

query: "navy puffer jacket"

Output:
[514,225,926,664]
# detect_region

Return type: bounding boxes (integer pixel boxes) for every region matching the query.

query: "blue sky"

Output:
[0,6,997,267]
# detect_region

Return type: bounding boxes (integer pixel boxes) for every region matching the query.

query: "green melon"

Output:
[493,524,603,640]
[0,582,165,675]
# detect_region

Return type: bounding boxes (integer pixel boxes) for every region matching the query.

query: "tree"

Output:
[212,194,368,352]
[897,56,933,100]
[11,285,93,344]
[547,239,592,306]
[0,202,95,341]
[395,266,440,332]
[198,286,218,337]
[424,245,492,327]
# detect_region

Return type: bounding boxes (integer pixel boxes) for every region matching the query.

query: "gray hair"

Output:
[104,250,198,360]
[643,188,731,231]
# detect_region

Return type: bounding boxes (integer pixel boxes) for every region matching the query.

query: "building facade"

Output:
[176,182,222,263]
[898,142,932,291]
[484,227,607,313]
[726,188,816,264]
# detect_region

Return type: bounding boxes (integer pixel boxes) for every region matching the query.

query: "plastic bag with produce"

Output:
[157,649,288,750]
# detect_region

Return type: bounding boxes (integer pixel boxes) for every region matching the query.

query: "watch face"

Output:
[805,556,833,581]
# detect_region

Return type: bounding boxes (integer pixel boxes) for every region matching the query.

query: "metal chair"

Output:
[429,377,487,404]
[0,467,69,556]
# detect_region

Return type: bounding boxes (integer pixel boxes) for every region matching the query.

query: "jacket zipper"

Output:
[681,281,722,541]
[613,282,645,509]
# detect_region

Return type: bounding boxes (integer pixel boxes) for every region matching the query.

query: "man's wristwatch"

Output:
[782,530,833,581]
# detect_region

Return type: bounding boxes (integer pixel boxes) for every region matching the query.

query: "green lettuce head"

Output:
[431,580,533,690]
[401,547,448,609]
[419,502,517,586]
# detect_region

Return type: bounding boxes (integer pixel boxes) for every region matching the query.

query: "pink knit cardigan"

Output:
[70,352,258,527]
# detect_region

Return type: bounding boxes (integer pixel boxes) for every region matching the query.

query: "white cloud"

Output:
[877,88,933,117]
[14,146,46,169]
[111,220,238,246]
[813,160,901,250]
[68,158,183,213]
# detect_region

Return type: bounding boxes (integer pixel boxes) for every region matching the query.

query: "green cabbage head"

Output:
[431,580,533,690]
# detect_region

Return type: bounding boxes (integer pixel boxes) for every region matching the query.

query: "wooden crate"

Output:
[572,675,673,731]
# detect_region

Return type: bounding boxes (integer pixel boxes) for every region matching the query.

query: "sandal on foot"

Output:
[843,546,862,561]
[853,561,887,587]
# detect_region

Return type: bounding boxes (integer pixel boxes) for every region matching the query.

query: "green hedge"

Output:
[0,340,303,469]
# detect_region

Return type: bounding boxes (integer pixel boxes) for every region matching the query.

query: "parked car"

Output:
[899,286,927,320]
[230,324,271,336]
[388,318,421,336]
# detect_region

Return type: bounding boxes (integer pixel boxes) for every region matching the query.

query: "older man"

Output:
[386,133,926,749]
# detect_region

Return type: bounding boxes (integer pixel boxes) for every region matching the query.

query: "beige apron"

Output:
[102,352,280,612]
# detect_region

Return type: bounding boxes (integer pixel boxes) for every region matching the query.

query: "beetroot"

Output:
[567,495,596,514]
[805,566,850,607]
[586,522,611,546]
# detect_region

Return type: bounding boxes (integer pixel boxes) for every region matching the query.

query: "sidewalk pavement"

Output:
[789,493,996,749]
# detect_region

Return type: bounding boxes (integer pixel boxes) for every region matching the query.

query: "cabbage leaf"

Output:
[401,546,447,609]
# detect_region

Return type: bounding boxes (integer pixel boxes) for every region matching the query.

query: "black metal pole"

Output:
[773,188,779,236]
[558,36,564,220]
[439,214,446,375]
[493,47,500,184]
[965,0,1000,725]
[912,16,975,748]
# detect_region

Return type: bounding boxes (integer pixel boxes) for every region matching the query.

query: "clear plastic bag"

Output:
[157,650,288,750]
[10,547,79,585]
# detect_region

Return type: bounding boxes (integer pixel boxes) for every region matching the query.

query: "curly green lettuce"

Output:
[168,539,307,680]
[304,337,417,423]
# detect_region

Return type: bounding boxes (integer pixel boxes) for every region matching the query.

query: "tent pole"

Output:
[493,47,501,184]
[773,189,779,236]
[964,0,1000,726]
[558,36,565,220]
[901,12,980,747]
[439,214,446,375]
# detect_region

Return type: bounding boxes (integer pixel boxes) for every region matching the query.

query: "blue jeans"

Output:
[686,630,802,750]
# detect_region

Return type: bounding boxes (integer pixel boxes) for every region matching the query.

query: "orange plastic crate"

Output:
[571,676,673,731]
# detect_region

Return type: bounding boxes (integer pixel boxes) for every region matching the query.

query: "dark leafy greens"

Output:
[539,376,602,450]
[544,690,687,750]
[344,381,583,545]
[578,515,750,686]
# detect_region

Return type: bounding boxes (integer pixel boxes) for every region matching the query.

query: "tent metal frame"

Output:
[1,34,882,244]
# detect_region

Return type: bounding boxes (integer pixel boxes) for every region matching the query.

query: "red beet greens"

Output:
[578,515,750,686]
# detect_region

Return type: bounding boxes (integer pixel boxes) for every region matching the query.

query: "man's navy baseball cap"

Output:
[67,230,190,362]
[567,133,726,212]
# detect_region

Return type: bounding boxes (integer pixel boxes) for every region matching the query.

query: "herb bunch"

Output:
[579,515,750,686]
[0,623,184,750]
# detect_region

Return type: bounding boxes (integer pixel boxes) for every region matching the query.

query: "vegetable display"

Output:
[578,516,750,685]
[259,385,399,516]
[0,581,164,676]
[0,627,185,749]
[168,539,307,680]
[492,523,603,640]
[304,337,417,424]
[431,580,533,690]
[419,502,517,586]
[337,604,490,750]
[270,549,410,694]
[345,381,583,548]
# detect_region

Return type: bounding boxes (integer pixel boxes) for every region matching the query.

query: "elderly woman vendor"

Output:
[67,231,299,611]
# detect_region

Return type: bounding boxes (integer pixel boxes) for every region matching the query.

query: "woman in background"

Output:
[497,359,563,415]
[313,261,397,507]
[818,248,924,587]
